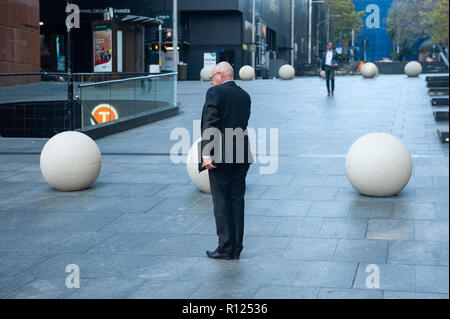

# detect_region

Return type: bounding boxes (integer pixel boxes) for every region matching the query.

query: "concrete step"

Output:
[427,81,449,88]
[431,98,449,106]
[426,75,449,82]
[433,110,449,121]
[428,88,449,96]
[437,129,449,143]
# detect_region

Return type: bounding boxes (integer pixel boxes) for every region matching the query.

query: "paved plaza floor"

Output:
[0,74,448,299]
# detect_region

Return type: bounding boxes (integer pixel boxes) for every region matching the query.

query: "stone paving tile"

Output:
[435,203,449,221]
[87,233,217,257]
[4,278,73,299]
[69,277,147,299]
[190,282,261,299]
[292,261,357,289]
[416,265,449,294]
[348,201,394,219]
[0,231,112,254]
[415,220,449,241]
[366,219,415,241]
[333,239,388,264]
[319,218,368,239]
[318,288,383,299]
[268,200,312,217]
[0,252,55,277]
[391,202,437,220]
[383,291,449,299]
[387,241,442,265]
[129,281,201,299]
[0,211,122,232]
[306,201,352,218]
[272,217,323,237]
[253,285,319,299]
[281,237,339,261]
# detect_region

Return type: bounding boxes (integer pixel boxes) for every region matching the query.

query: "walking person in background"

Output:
[320,42,338,96]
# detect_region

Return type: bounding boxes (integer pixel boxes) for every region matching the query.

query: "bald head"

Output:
[210,62,234,85]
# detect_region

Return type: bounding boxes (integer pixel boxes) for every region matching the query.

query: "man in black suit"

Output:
[320,42,338,96]
[199,62,252,260]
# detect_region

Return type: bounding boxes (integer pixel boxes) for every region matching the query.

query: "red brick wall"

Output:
[0,0,40,75]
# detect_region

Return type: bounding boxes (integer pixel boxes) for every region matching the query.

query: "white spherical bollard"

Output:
[186,138,211,194]
[278,64,296,80]
[239,65,255,81]
[200,67,213,81]
[360,62,378,78]
[404,61,422,77]
[345,133,413,197]
[40,131,102,191]
[320,70,326,79]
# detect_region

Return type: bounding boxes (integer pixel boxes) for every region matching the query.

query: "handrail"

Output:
[439,52,449,69]
[0,72,68,77]
[78,72,178,88]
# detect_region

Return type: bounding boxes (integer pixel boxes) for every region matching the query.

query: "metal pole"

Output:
[327,8,330,43]
[251,0,256,69]
[158,24,162,67]
[308,0,312,64]
[66,0,74,131]
[351,28,354,62]
[316,8,320,57]
[291,0,295,66]
[173,0,178,72]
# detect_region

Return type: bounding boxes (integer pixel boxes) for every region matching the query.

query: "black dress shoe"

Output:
[206,250,233,260]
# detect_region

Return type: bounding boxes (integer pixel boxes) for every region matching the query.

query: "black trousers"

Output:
[324,65,335,93]
[208,163,250,257]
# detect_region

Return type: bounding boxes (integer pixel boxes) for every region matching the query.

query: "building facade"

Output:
[2,0,328,78]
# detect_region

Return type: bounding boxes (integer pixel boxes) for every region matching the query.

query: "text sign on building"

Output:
[93,24,113,72]
[204,53,217,68]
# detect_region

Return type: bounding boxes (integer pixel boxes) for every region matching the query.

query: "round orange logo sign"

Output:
[91,104,119,125]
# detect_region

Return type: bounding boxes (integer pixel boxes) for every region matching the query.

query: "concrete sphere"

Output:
[278,64,295,80]
[404,61,422,77]
[239,65,255,81]
[345,133,412,197]
[320,70,326,79]
[200,66,213,81]
[40,131,102,191]
[186,138,211,194]
[360,62,378,78]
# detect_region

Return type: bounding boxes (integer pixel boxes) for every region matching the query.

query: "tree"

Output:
[430,0,449,48]
[325,0,364,55]
[386,0,436,59]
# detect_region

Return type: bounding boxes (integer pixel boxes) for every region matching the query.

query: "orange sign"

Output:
[91,104,119,125]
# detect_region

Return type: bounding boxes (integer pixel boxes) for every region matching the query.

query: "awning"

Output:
[119,15,163,26]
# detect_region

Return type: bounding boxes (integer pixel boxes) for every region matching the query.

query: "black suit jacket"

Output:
[198,81,253,172]
[320,50,338,69]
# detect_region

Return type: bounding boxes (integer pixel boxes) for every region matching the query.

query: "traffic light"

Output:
[152,43,159,51]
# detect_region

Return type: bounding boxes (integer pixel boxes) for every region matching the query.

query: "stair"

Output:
[426,75,449,143]
[431,98,449,106]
